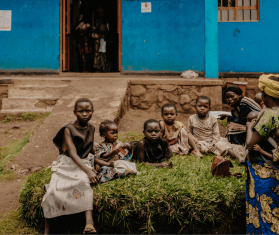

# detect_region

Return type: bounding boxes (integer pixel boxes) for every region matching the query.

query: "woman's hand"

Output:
[87,171,99,185]
[218,114,229,120]
[246,119,256,129]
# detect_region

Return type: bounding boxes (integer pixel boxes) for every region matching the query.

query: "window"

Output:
[218,0,259,22]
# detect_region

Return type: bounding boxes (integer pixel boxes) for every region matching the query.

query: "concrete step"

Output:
[1,97,58,114]
[12,80,70,88]
[8,86,66,98]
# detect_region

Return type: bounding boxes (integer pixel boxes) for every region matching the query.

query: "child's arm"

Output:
[99,148,120,159]
[64,128,99,184]
[94,158,114,167]
[138,141,168,168]
[212,119,221,145]
[253,144,273,160]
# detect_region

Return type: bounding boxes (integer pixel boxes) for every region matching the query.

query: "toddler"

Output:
[133,119,173,168]
[42,98,98,234]
[254,92,266,109]
[159,103,203,158]
[93,120,136,183]
[188,96,245,163]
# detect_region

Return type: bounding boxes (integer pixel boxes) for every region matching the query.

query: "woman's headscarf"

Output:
[224,85,243,96]
[259,74,279,99]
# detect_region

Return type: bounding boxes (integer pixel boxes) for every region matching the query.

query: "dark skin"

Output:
[44,102,97,235]
[247,91,279,163]
[219,91,242,120]
[138,122,172,168]
[161,106,203,158]
[196,99,245,163]
[95,124,131,169]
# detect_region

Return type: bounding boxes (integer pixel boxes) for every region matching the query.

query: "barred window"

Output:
[218,0,259,22]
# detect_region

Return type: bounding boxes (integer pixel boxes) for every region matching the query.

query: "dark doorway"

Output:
[61,0,120,72]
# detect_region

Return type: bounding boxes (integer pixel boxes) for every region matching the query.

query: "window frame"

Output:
[218,0,260,22]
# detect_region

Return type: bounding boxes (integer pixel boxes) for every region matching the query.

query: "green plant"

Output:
[118,131,144,142]
[218,118,228,128]
[2,113,50,124]
[19,154,245,234]
[0,211,38,235]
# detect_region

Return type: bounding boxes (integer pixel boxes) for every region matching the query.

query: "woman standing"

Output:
[219,85,261,145]
[246,75,279,234]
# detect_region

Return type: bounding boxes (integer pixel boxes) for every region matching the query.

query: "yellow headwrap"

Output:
[259,74,279,99]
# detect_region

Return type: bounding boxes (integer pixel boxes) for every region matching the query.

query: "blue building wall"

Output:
[121,0,205,72]
[218,0,279,73]
[0,0,60,71]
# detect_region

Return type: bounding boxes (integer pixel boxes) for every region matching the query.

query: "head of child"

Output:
[254,93,263,105]
[161,103,177,125]
[73,98,94,126]
[143,119,162,143]
[99,120,118,144]
[195,96,211,118]
[247,111,259,122]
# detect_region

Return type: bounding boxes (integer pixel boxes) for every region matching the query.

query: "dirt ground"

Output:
[118,109,227,137]
[0,118,44,215]
[0,109,227,217]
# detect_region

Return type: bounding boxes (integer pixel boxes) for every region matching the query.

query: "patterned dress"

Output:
[246,108,279,234]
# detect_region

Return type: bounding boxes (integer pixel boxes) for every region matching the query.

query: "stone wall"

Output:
[0,85,9,111]
[130,79,223,113]
[114,83,130,123]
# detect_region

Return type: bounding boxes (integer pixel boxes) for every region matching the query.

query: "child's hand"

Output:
[109,162,115,168]
[253,144,262,152]
[122,143,131,150]
[246,119,256,129]
[111,148,120,155]
[87,171,99,185]
[158,162,169,168]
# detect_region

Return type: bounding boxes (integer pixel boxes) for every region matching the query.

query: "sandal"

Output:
[83,224,97,234]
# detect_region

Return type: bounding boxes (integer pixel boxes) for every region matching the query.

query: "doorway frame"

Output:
[59,0,122,72]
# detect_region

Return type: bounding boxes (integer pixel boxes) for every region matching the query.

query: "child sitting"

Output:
[159,103,203,158]
[93,120,136,183]
[42,98,98,234]
[188,96,245,163]
[133,119,173,168]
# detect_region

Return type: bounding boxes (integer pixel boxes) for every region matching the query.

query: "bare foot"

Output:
[192,150,203,158]
[83,224,97,234]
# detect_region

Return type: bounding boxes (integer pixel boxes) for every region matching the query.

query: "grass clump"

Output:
[0,211,38,235]
[0,131,32,180]
[19,154,245,234]
[218,117,228,128]
[118,131,144,142]
[2,112,50,124]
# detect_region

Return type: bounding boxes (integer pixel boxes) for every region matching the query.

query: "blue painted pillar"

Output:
[205,0,219,78]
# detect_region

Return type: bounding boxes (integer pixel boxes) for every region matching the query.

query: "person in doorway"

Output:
[219,85,261,145]
[76,15,93,72]
[92,7,109,72]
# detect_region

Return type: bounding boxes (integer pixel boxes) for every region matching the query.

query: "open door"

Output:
[60,0,71,71]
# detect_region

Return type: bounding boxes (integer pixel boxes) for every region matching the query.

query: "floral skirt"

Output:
[246,152,279,234]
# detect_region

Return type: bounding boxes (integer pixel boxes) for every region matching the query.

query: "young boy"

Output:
[188,96,245,163]
[159,103,203,158]
[133,119,173,168]
[42,98,98,234]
